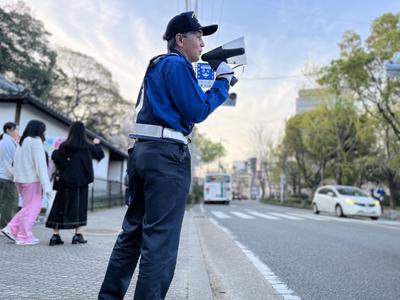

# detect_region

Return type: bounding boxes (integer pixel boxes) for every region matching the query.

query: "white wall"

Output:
[94,146,109,180]
[0,103,17,126]
[20,105,112,180]
[108,160,124,182]
[2,103,127,182]
[20,106,69,139]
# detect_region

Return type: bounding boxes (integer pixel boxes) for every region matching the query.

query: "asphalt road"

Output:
[195,200,400,300]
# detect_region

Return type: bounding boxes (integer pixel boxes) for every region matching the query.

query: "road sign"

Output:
[386,63,400,78]
[385,51,400,78]
[196,62,214,89]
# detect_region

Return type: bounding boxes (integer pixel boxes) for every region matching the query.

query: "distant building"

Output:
[231,158,260,200]
[296,88,334,114]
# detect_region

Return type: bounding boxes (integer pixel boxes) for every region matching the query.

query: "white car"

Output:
[312,185,381,220]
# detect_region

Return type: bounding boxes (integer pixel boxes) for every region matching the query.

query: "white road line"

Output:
[288,213,328,221]
[231,211,255,219]
[245,210,280,220]
[230,204,237,208]
[210,211,231,219]
[209,218,301,300]
[268,212,303,220]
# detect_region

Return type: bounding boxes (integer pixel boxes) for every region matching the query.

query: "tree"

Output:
[285,109,333,192]
[361,124,400,209]
[250,125,275,199]
[318,13,400,207]
[49,48,133,146]
[0,1,57,98]
[194,132,226,166]
[319,13,400,140]
[284,101,375,192]
[325,99,376,185]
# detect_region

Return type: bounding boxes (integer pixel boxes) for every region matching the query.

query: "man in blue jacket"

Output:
[99,11,234,300]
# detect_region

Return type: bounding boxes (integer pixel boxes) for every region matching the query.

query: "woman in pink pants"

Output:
[1,120,51,246]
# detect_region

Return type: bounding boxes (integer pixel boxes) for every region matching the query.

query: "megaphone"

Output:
[201,37,246,86]
[201,48,245,65]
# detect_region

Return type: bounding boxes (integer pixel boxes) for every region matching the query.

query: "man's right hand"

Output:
[215,61,234,84]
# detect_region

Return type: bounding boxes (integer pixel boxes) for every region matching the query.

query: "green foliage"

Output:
[319,13,400,139]
[284,99,375,191]
[194,132,226,164]
[188,181,203,204]
[0,1,57,98]
[317,12,400,208]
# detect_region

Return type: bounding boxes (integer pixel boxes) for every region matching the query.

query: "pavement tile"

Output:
[0,206,211,300]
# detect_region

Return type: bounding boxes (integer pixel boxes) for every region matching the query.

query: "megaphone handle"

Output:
[230,76,239,86]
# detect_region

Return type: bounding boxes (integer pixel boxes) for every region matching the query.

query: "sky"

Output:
[12,0,400,166]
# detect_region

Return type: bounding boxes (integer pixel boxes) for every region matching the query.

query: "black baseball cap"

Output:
[163,11,218,41]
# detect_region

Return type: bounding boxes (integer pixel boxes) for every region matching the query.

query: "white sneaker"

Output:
[1,227,16,241]
[15,238,39,246]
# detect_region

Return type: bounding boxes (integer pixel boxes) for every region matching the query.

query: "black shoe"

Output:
[72,233,87,244]
[49,234,64,246]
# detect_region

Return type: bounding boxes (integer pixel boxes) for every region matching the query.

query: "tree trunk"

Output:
[387,175,399,209]
[259,179,266,200]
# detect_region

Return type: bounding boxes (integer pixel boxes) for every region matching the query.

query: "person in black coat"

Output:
[46,121,104,246]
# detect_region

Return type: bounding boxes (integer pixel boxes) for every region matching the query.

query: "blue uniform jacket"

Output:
[135,49,230,136]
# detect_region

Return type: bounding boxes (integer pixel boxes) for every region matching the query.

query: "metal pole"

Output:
[108,180,112,208]
[281,119,288,203]
[91,182,95,211]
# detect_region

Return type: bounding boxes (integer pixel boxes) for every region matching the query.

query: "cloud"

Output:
[24,0,163,102]
[20,0,384,166]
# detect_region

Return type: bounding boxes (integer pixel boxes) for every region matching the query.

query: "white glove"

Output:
[215,62,234,83]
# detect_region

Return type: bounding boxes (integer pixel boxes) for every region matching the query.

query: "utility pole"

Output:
[280,119,288,203]
[185,0,199,15]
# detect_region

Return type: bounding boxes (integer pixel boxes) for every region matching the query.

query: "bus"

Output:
[203,173,232,204]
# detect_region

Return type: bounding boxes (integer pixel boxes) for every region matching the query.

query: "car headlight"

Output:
[345,198,355,205]
[373,200,380,206]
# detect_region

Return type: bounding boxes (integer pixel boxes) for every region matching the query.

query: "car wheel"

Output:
[370,217,379,220]
[312,203,319,214]
[335,204,344,217]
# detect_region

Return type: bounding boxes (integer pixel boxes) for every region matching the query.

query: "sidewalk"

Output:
[0,206,212,300]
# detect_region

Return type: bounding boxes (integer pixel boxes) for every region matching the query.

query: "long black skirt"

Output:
[46,186,88,230]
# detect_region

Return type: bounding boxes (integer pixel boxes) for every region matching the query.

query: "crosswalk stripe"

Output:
[231,211,255,219]
[210,211,231,219]
[268,212,303,220]
[288,213,328,221]
[245,210,280,220]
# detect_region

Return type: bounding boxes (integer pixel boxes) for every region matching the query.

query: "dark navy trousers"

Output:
[98,140,191,300]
